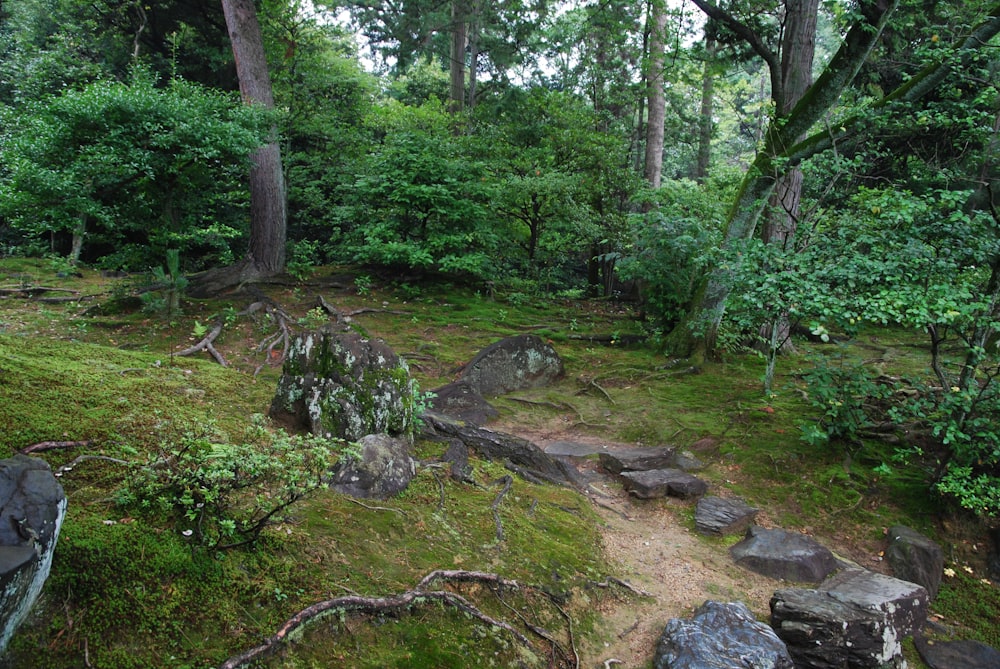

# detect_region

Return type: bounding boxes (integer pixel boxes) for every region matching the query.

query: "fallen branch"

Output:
[218,570,530,669]
[20,440,92,455]
[346,497,408,517]
[591,577,652,598]
[54,455,129,477]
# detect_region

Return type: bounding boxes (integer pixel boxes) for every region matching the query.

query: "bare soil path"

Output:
[498,426,782,669]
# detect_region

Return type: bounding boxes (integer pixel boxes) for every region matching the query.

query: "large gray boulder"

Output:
[0,455,66,653]
[270,329,414,441]
[730,526,839,583]
[654,600,794,669]
[329,434,416,500]
[885,525,944,600]
[458,334,564,397]
[771,568,929,668]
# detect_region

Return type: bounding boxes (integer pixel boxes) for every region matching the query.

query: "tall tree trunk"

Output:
[449,0,467,114]
[221,0,286,276]
[467,0,479,110]
[694,34,716,182]
[670,0,901,361]
[643,0,667,190]
[758,0,819,355]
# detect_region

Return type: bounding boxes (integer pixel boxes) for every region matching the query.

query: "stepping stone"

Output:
[544,441,609,457]
[771,569,929,669]
[730,526,839,583]
[695,495,758,535]
[886,524,944,599]
[621,469,707,499]
[599,447,676,474]
[915,637,1000,669]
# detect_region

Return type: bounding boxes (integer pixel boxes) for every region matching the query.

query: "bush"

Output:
[117,416,342,550]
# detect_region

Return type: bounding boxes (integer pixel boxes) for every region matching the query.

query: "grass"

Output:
[0,258,997,667]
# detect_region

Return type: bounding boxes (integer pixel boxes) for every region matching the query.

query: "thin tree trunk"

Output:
[449,0,467,114]
[694,34,716,182]
[643,0,667,190]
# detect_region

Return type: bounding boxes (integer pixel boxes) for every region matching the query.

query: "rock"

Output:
[674,450,706,472]
[914,636,1000,669]
[458,334,564,397]
[886,525,944,600]
[730,526,839,583]
[599,447,677,474]
[654,600,794,669]
[0,455,67,653]
[426,381,497,426]
[543,441,610,457]
[422,413,570,485]
[771,568,929,668]
[329,434,416,500]
[442,439,473,483]
[270,329,414,441]
[621,469,707,499]
[694,496,759,535]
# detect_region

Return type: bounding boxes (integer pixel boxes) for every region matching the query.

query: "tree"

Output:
[667,0,1000,360]
[643,0,668,190]
[190,0,287,295]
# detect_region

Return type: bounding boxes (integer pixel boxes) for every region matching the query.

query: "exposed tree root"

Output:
[217,570,535,669]
[20,440,92,455]
[174,319,227,365]
[491,475,513,542]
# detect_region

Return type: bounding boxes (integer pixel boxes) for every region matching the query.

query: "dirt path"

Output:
[501,427,781,669]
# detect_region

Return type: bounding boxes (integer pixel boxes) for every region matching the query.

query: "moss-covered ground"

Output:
[0,258,996,668]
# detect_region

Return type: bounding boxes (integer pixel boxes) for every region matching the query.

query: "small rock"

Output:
[599,447,677,474]
[329,434,416,500]
[730,526,839,583]
[885,524,944,600]
[914,636,1000,669]
[694,496,758,535]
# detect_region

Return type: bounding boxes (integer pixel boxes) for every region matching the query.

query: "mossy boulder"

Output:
[269,329,415,441]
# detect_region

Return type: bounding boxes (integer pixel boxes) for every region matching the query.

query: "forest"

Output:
[1,0,1000,666]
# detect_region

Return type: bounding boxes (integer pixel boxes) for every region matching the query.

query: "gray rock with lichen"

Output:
[458,334,564,397]
[0,455,66,653]
[269,329,415,441]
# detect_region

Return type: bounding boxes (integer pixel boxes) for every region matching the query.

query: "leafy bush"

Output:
[799,353,895,447]
[117,416,341,550]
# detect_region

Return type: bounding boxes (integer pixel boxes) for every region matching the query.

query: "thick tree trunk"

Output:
[195,0,286,296]
[668,0,900,359]
[758,0,819,355]
[643,0,668,190]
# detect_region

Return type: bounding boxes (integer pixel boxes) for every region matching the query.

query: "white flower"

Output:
[963,565,974,574]
[181,529,194,537]
[943,568,956,577]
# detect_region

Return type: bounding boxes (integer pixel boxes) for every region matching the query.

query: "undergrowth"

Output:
[0,259,997,666]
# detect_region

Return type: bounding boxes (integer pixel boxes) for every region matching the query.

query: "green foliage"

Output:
[799,353,895,447]
[117,416,339,550]
[0,68,267,269]
[618,179,725,328]
[140,249,188,315]
[346,99,498,277]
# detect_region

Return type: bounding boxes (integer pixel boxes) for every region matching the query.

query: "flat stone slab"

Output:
[599,447,676,474]
[695,496,759,535]
[621,469,707,499]
[915,637,1000,669]
[544,441,610,457]
[730,526,839,583]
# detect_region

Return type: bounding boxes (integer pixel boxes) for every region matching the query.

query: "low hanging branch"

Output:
[217,570,533,669]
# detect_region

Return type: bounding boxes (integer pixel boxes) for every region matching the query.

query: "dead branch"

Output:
[20,440,92,455]
[218,570,531,669]
[491,475,513,542]
[591,577,653,598]
[54,455,129,477]
[577,378,615,404]
[175,319,227,366]
[346,497,408,517]
[431,468,446,512]
[0,286,80,297]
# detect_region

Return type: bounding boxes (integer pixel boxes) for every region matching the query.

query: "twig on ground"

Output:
[346,497,407,517]
[55,455,129,477]
[592,577,652,598]
[431,468,446,512]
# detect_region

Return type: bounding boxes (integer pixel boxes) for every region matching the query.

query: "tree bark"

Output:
[643,0,668,190]
[668,0,901,359]
[449,0,467,114]
[196,0,287,296]
[694,34,716,182]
